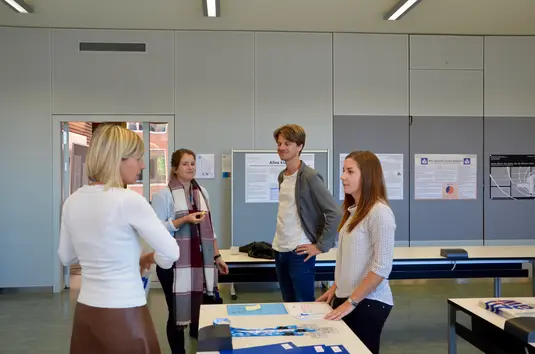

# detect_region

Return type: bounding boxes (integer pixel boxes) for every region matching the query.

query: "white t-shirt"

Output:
[58,185,180,308]
[272,171,311,252]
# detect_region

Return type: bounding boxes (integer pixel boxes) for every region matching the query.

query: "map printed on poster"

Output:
[414,154,477,200]
[339,153,403,200]
[245,153,315,203]
[489,154,535,200]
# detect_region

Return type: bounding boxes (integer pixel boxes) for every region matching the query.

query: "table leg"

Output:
[448,303,457,354]
[531,260,535,297]
[230,283,237,300]
[493,277,501,297]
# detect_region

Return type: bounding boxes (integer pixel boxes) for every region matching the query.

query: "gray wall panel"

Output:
[175,31,255,248]
[254,32,332,150]
[0,28,53,288]
[333,116,409,245]
[484,117,535,243]
[410,117,484,245]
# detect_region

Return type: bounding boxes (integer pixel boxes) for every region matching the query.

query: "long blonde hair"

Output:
[338,151,389,233]
[86,124,144,189]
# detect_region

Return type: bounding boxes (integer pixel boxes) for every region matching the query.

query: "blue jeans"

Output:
[274,250,316,302]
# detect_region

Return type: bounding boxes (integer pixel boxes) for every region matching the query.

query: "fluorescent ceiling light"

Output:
[384,0,421,20]
[1,0,33,13]
[202,0,220,17]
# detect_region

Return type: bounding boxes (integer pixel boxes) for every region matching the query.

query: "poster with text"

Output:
[339,153,404,200]
[245,153,315,203]
[195,154,215,179]
[489,154,535,200]
[414,154,477,200]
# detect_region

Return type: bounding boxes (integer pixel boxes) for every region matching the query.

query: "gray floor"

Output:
[0,276,532,353]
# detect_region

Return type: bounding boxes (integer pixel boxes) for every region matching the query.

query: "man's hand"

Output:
[295,244,322,262]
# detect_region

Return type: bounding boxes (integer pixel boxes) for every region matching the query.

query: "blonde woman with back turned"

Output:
[317,151,396,354]
[58,124,180,354]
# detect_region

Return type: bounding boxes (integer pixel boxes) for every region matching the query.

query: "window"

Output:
[126,122,167,133]
[135,149,167,184]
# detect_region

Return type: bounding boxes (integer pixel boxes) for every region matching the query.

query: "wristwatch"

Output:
[214,254,222,261]
[347,297,359,307]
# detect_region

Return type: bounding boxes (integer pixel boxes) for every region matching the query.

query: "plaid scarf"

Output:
[168,177,216,327]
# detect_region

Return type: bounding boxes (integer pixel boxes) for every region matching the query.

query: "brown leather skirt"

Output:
[70,302,161,354]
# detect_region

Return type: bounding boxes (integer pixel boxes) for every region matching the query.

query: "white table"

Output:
[197,302,371,354]
[448,297,535,354]
[219,245,535,299]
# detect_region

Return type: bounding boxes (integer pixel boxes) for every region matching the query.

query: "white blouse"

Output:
[58,185,180,308]
[334,201,396,306]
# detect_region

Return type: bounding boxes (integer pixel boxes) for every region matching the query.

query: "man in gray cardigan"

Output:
[272,124,341,302]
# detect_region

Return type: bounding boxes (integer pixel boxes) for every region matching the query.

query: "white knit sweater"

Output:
[334,201,396,306]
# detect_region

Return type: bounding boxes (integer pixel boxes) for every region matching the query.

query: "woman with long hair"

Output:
[151,148,228,354]
[58,124,180,354]
[317,151,396,354]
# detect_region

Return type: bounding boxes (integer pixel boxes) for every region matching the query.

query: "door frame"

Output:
[52,115,175,293]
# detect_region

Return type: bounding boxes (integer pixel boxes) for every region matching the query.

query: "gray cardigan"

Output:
[277,161,341,252]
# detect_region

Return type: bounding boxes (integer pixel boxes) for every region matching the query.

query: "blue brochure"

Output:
[226,303,288,316]
[289,344,349,354]
[220,341,297,354]
[325,345,350,354]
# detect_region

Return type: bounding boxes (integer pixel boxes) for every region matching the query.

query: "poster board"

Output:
[231,149,330,247]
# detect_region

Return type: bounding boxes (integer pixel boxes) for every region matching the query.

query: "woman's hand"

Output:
[139,252,154,275]
[324,300,355,321]
[185,212,206,224]
[316,285,336,304]
[215,257,229,275]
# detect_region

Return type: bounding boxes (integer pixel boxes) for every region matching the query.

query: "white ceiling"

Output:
[1,0,535,35]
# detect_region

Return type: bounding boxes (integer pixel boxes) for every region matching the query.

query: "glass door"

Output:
[54,116,174,291]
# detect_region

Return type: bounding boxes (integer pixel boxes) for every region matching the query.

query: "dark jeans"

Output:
[274,250,316,302]
[332,297,392,354]
[156,265,186,354]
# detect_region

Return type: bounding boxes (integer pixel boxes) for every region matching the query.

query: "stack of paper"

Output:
[219,342,349,354]
[479,299,535,319]
[285,302,332,320]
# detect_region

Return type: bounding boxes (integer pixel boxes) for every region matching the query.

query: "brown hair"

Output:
[273,124,306,154]
[170,148,196,170]
[338,151,389,233]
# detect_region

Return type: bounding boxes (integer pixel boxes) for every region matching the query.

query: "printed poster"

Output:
[339,153,404,201]
[489,154,535,200]
[414,154,477,200]
[245,153,314,203]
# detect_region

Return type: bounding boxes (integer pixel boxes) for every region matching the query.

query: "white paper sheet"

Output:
[245,153,314,203]
[339,153,404,201]
[285,302,332,320]
[414,154,477,200]
[195,154,215,179]
[221,154,231,178]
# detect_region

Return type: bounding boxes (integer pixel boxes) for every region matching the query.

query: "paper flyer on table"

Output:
[285,302,332,320]
[479,299,535,319]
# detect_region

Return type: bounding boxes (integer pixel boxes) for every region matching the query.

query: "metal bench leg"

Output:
[64,266,70,289]
[230,283,237,300]
[448,303,457,354]
[532,260,535,297]
[494,277,501,297]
